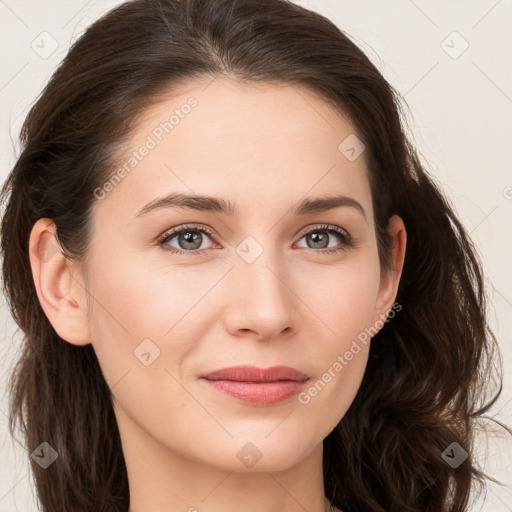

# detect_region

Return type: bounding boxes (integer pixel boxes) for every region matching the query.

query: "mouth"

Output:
[200,365,309,406]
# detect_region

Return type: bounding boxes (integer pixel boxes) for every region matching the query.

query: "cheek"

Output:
[304,252,382,345]
[293,256,379,426]
[87,248,223,338]
[83,249,222,396]
[297,342,369,443]
[297,279,375,438]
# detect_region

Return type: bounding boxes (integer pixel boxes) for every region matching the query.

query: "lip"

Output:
[200,365,309,406]
[201,365,309,382]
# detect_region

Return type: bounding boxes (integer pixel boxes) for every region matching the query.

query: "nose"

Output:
[222,254,297,341]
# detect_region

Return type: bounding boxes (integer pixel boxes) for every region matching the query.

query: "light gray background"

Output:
[1,0,511,510]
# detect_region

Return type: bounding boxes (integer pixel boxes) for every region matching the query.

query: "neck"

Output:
[118,402,330,512]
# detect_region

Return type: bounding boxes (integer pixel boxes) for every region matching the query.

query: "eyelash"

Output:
[157,223,353,256]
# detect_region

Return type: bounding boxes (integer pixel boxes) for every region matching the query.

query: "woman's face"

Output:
[36,78,404,476]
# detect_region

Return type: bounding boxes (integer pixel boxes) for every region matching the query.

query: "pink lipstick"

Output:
[200,365,309,406]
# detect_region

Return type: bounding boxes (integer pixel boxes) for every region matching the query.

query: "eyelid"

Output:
[157,223,216,246]
[295,223,349,240]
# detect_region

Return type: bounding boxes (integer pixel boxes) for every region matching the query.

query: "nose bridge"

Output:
[225,235,297,338]
[237,236,290,308]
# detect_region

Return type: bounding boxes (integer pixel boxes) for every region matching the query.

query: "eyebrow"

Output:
[134,192,367,221]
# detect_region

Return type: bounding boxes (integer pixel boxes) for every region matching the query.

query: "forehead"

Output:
[92,78,372,222]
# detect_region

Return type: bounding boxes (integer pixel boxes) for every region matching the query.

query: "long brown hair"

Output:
[1,0,509,510]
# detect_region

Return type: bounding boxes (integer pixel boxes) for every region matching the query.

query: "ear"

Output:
[28,218,91,346]
[372,214,406,325]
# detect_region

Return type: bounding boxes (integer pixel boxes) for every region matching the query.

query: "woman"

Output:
[1,0,509,511]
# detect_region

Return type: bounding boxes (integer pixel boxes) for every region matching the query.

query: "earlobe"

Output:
[373,214,407,323]
[29,218,91,346]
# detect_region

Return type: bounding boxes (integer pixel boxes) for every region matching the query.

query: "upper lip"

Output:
[201,365,309,382]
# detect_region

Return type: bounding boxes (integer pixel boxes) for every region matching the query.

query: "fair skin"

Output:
[29,78,406,512]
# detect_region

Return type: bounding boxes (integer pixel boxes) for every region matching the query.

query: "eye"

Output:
[158,224,216,255]
[158,223,353,256]
[295,224,353,254]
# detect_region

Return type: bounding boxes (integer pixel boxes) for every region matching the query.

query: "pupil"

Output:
[182,231,200,249]
[310,231,328,248]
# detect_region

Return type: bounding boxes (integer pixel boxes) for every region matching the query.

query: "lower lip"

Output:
[201,378,308,405]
